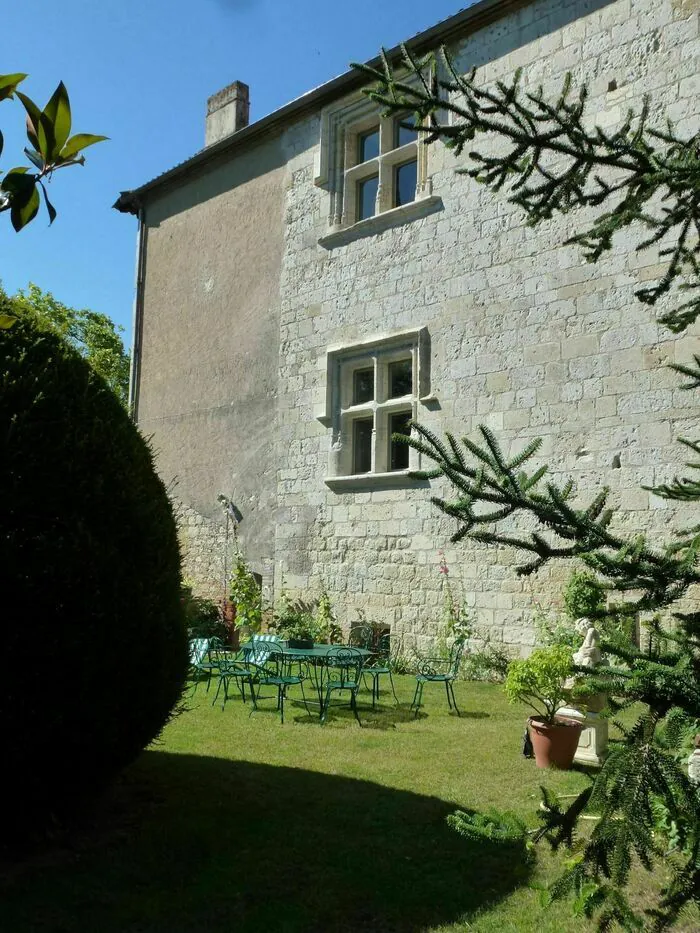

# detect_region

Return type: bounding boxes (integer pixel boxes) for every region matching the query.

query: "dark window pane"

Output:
[357,175,378,221]
[395,160,417,207]
[390,412,411,471]
[353,367,374,404]
[395,114,418,148]
[353,418,373,473]
[358,128,379,163]
[389,359,412,398]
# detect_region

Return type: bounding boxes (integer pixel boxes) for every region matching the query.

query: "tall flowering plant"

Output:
[438,551,473,642]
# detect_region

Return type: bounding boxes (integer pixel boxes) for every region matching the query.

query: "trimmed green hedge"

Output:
[1,305,189,832]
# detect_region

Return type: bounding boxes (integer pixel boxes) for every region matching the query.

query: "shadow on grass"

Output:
[1,751,533,933]
[283,698,490,729]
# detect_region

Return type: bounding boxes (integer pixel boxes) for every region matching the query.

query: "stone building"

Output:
[115,0,700,654]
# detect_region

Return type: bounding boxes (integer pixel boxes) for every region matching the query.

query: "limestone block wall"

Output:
[274,0,700,654]
[178,504,229,603]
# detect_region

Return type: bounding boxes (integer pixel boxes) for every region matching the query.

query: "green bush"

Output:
[1,308,189,834]
[563,569,605,621]
[562,569,638,647]
[270,589,342,644]
[229,550,263,633]
[461,636,512,683]
[181,582,227,640]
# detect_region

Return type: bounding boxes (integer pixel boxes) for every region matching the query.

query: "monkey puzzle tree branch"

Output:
[402,422,700,613]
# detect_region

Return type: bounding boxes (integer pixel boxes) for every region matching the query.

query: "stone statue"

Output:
[688,734,700,786]
[558,619,609,764]
[573,621,603,669]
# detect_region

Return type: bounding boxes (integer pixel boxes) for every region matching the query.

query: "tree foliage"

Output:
[0,73,106,231]
[7,283,130,404]
[357,44,700,930]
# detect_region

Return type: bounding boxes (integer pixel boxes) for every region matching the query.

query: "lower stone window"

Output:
[317,328,432,490]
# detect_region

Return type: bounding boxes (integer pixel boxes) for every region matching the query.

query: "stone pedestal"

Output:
[557,705,608,766]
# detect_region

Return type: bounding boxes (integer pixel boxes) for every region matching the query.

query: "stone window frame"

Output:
[317,327,434,490]
[314,88,441,249]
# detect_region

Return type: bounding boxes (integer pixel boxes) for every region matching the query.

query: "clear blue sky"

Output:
[2,0,467,342]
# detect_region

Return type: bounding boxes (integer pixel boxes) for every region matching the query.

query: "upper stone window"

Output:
[317,328,433,490]
[315,92,440,247]
[341,113,420,224]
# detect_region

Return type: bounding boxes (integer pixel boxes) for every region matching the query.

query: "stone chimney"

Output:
[205,81,250,146]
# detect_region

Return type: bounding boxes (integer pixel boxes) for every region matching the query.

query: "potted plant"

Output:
[504,645,582,769]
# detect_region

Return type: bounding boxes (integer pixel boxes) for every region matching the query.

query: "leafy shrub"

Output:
[229,549,262,633]
[1,309,189,834]
[316,586,343,644]
[533,606,580,652]
[563,569,606,621]
[461,631,512,683]
[181,582,227,640]
[270,588,341,644]
[537,569,637,651]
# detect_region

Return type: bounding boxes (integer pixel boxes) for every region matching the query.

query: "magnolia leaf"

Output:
[0,72,27,102]
[60,133,108,161]
[1,168,38,232]
[24,147,44,171]
[10,181,39,231]
[39,182,57,225]
[16,91,44,156]
[0,313,17,329]
[1,166,31,191]
[16,89,57,160]
[24,114,40,153]
[43,81,71,155]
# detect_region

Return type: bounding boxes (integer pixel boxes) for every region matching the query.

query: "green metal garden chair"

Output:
[252,646,311,724]
[211,644,258,710]
[321,646,364,726]
[189,636,223,695]
[410,637,466,718]
[362,632,399,708]
[349,622,373,650]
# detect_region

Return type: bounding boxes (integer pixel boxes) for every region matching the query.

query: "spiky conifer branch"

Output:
[398,418,700,927]
[353,44,700,334]
[359,43,700,928]
[405,422,700,611]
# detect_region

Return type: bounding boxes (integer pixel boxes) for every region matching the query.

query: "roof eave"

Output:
[113,0,532,215]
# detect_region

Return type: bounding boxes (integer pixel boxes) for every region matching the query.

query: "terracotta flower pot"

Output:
[528,716,583,769]
[221,600,239,649]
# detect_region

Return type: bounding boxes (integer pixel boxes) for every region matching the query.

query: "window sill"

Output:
[324,470,429,491]
[318,195,443,250]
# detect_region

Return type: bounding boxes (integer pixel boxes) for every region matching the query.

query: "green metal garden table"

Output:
[241,641,372,718]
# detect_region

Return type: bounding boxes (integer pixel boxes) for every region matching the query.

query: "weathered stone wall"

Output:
[274,0,700,653]
[135,134,287,588]
[177,504,229,602]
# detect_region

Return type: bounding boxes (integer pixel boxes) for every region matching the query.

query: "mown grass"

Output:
[0,675,689,932]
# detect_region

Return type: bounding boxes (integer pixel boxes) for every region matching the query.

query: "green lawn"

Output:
[0,676,684,932]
